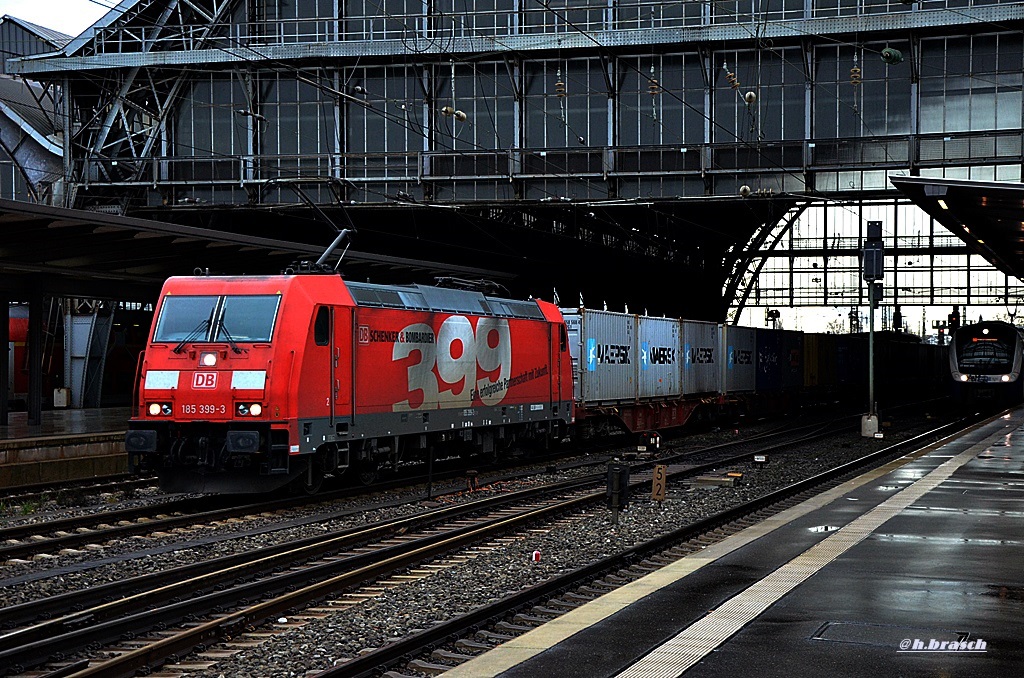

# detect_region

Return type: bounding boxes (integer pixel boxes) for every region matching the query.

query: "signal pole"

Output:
[861,220,884,438]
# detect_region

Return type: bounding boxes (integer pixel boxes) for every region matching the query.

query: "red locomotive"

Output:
[126,269,575,493]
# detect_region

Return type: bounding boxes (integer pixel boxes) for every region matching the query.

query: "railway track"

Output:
[0,413,940,677]
[0,454,583,565]
[0,476,158,510]
[0,415,832,565]
[317,413,978,678]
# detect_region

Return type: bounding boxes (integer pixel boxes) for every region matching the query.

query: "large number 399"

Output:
[393,316,511,411]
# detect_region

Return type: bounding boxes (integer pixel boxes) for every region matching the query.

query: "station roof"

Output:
[0,198,504,302]
[0,192,798,320]
[890,176,1024,281]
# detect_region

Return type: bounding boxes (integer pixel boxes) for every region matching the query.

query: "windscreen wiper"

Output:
[217,323,244,354]
[172,318,211,354]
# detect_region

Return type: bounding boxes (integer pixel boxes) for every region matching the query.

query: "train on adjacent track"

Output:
[6,306,30,408]
[949,319,1024,404]
[126,267,948,494]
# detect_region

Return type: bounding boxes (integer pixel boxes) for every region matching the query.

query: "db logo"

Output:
[192,372,217,389]
[358,325,370,345]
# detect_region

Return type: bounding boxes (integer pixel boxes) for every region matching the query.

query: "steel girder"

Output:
[74,0,236,208]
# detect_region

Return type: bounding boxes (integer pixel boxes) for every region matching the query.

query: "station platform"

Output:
[0,407,131,440]
[0,407,131,487]
[447,409,1024,678]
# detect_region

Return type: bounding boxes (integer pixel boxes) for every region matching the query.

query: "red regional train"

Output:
[6,306,30,407]
[126,271,575,493]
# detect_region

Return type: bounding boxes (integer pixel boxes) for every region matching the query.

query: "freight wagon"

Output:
[563,308,947,435]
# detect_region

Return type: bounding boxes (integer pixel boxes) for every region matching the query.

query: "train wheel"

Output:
[356,459,379,486]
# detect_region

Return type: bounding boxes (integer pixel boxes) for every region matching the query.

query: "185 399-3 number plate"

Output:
[180,403,227,415]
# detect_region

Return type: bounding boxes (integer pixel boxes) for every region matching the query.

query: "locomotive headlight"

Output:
[960,375,969,382]
[200,351,218,367]
[147,402,173,416]
[235,402,263,417]
[1001,375,1011,382]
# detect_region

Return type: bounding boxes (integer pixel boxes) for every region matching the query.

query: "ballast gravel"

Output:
[0,414,949,677]
[182,420,943,678]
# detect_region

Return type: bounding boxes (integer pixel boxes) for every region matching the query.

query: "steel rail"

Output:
[311,414,982,678]
[0,414,832,563]
[0,457,557,561]
[0,474,599,633]
[32,490,603,678]
[0,412,941,675]
[1,416,833,628]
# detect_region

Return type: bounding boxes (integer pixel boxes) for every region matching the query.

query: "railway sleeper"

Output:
[648,554,678,565]
[605,573,634,583]
[475,630,514,643]
[531,605,568,617]
[432,649,478,662]
[494,621,533,633]
[589,579,621,591]
[513,613,553,626]
[454,639,492,653]
[629,562,663,573]
[577,585,612,597]
[406,659,455,675]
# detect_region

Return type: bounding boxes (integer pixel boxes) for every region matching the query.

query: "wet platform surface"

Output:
[451,409,1024,678]
[0,407,131,442]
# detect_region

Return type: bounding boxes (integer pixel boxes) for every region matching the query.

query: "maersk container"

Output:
[721,324,756,393]
[637,316,681,399]
[562,308,636,404]
[681,320,720,395]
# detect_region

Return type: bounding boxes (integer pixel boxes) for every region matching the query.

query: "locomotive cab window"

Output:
[216,295,280,342]
[153,296,218,342]
[314,307,330,346]
[153,294,280,344]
